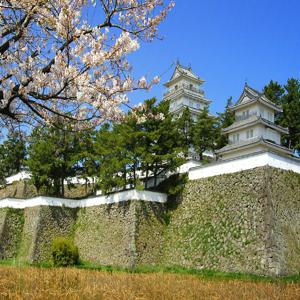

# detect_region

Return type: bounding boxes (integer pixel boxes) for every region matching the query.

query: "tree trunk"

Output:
[133,166,136,189]
[154,162,158,188]
[61,177,65,197]
[123,167,127,190]
[145,165,149,189]
[199,152,203,161]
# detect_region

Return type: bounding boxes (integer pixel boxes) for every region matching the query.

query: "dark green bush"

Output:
[155,173,188,196]
[51,237,79,267]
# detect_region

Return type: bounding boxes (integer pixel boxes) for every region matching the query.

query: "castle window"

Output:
[246,129,254,139]
[242,110,249,119]
[233,134,240,143]
[175,85,178,90]
[267,112,273,122]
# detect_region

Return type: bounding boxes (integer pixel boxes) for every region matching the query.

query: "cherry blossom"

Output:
[0,0,175,130]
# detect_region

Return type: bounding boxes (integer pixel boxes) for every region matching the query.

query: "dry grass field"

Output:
[0,266,299,300]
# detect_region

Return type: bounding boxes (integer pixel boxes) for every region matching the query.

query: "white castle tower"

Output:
[163,63,212,120]
[217,84,292,160]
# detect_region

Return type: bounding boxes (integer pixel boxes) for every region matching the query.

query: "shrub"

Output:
[155,173,188,196]
[51,237,79,267]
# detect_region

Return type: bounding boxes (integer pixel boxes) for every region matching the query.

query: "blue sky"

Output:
[128,0,300,114]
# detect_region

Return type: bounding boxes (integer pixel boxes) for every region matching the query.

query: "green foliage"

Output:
[141,99,184,188]
[192,107,219,160]
[94,123,129,193]
[26,124,83,197]
[216,97,235,149]
[95,98,184,193]
[175,107,194,158]
[0,132,26,184]
[155,173,188,196]
[264,78,300,151]
[51,237,79,267]
[264,80,285,106]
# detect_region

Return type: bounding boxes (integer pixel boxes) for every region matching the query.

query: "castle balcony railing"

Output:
[235,112,258,122]
[164,83,205,97]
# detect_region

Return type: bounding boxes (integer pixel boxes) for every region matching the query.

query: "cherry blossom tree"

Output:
[0,0,174,130]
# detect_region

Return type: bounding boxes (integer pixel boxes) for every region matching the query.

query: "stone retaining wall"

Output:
[0,208,24,259]
[0,167,299,276]
[161,167,300,276]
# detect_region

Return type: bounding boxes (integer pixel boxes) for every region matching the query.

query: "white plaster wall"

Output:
[5,172,94,186]
[178,160,202,173]
[228,124,281,145]
[264,128,281,144]
[235,104,258,119]
[0,189,167,209]
[228,125,260,143]
[189,152,300,180]
[259,106,274,122]
[235,104,274,122]
[5,171,31,184]
[220,145,266,160]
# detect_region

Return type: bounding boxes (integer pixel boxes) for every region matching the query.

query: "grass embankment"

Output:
[0,264,300,299]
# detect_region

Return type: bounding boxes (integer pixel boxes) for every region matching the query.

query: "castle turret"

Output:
[217,84,292,160]
[163,63,212,120]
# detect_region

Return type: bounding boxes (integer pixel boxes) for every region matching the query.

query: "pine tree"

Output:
[263,80,285,124]
[216,97,235,149]
[264,78,300,150]
[140,99,183,188]
[192,107,218,160]
[175,107,194,158]
[263,80,285,106]
[94,98,184,192]
[0,131,26,183]
[72,130,99,194]
[282,79,300,150]
[94,123,128,193]
[27,125,80,197]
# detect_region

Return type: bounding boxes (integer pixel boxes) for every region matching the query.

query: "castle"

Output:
[163,63,212,120]
[164,63,295,163]
[217,84,292,160]
[0,64,300,277]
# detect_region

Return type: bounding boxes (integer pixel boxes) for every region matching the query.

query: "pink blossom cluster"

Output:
[0,0,174,130]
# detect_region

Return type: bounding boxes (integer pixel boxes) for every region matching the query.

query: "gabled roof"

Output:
[222,115,289,135]
[164,63,204,87]
[171,64,199,80]
[231,84,283,113]
[216,137,293,156]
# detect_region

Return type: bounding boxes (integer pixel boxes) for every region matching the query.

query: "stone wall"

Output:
[32,206,78,262]
[74,201,167,268]
[267,169,300,275]
[0,166,299,276]
[134,201,166,266]
[0,208,24,259]
[0,206,77,263]
[74,201,136,268]
[161,167,300,276]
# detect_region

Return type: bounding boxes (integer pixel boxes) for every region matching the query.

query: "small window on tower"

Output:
[190,84,193,89]
[175,85,178,90]
[247,129,254,139]
[267,112,272,121]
